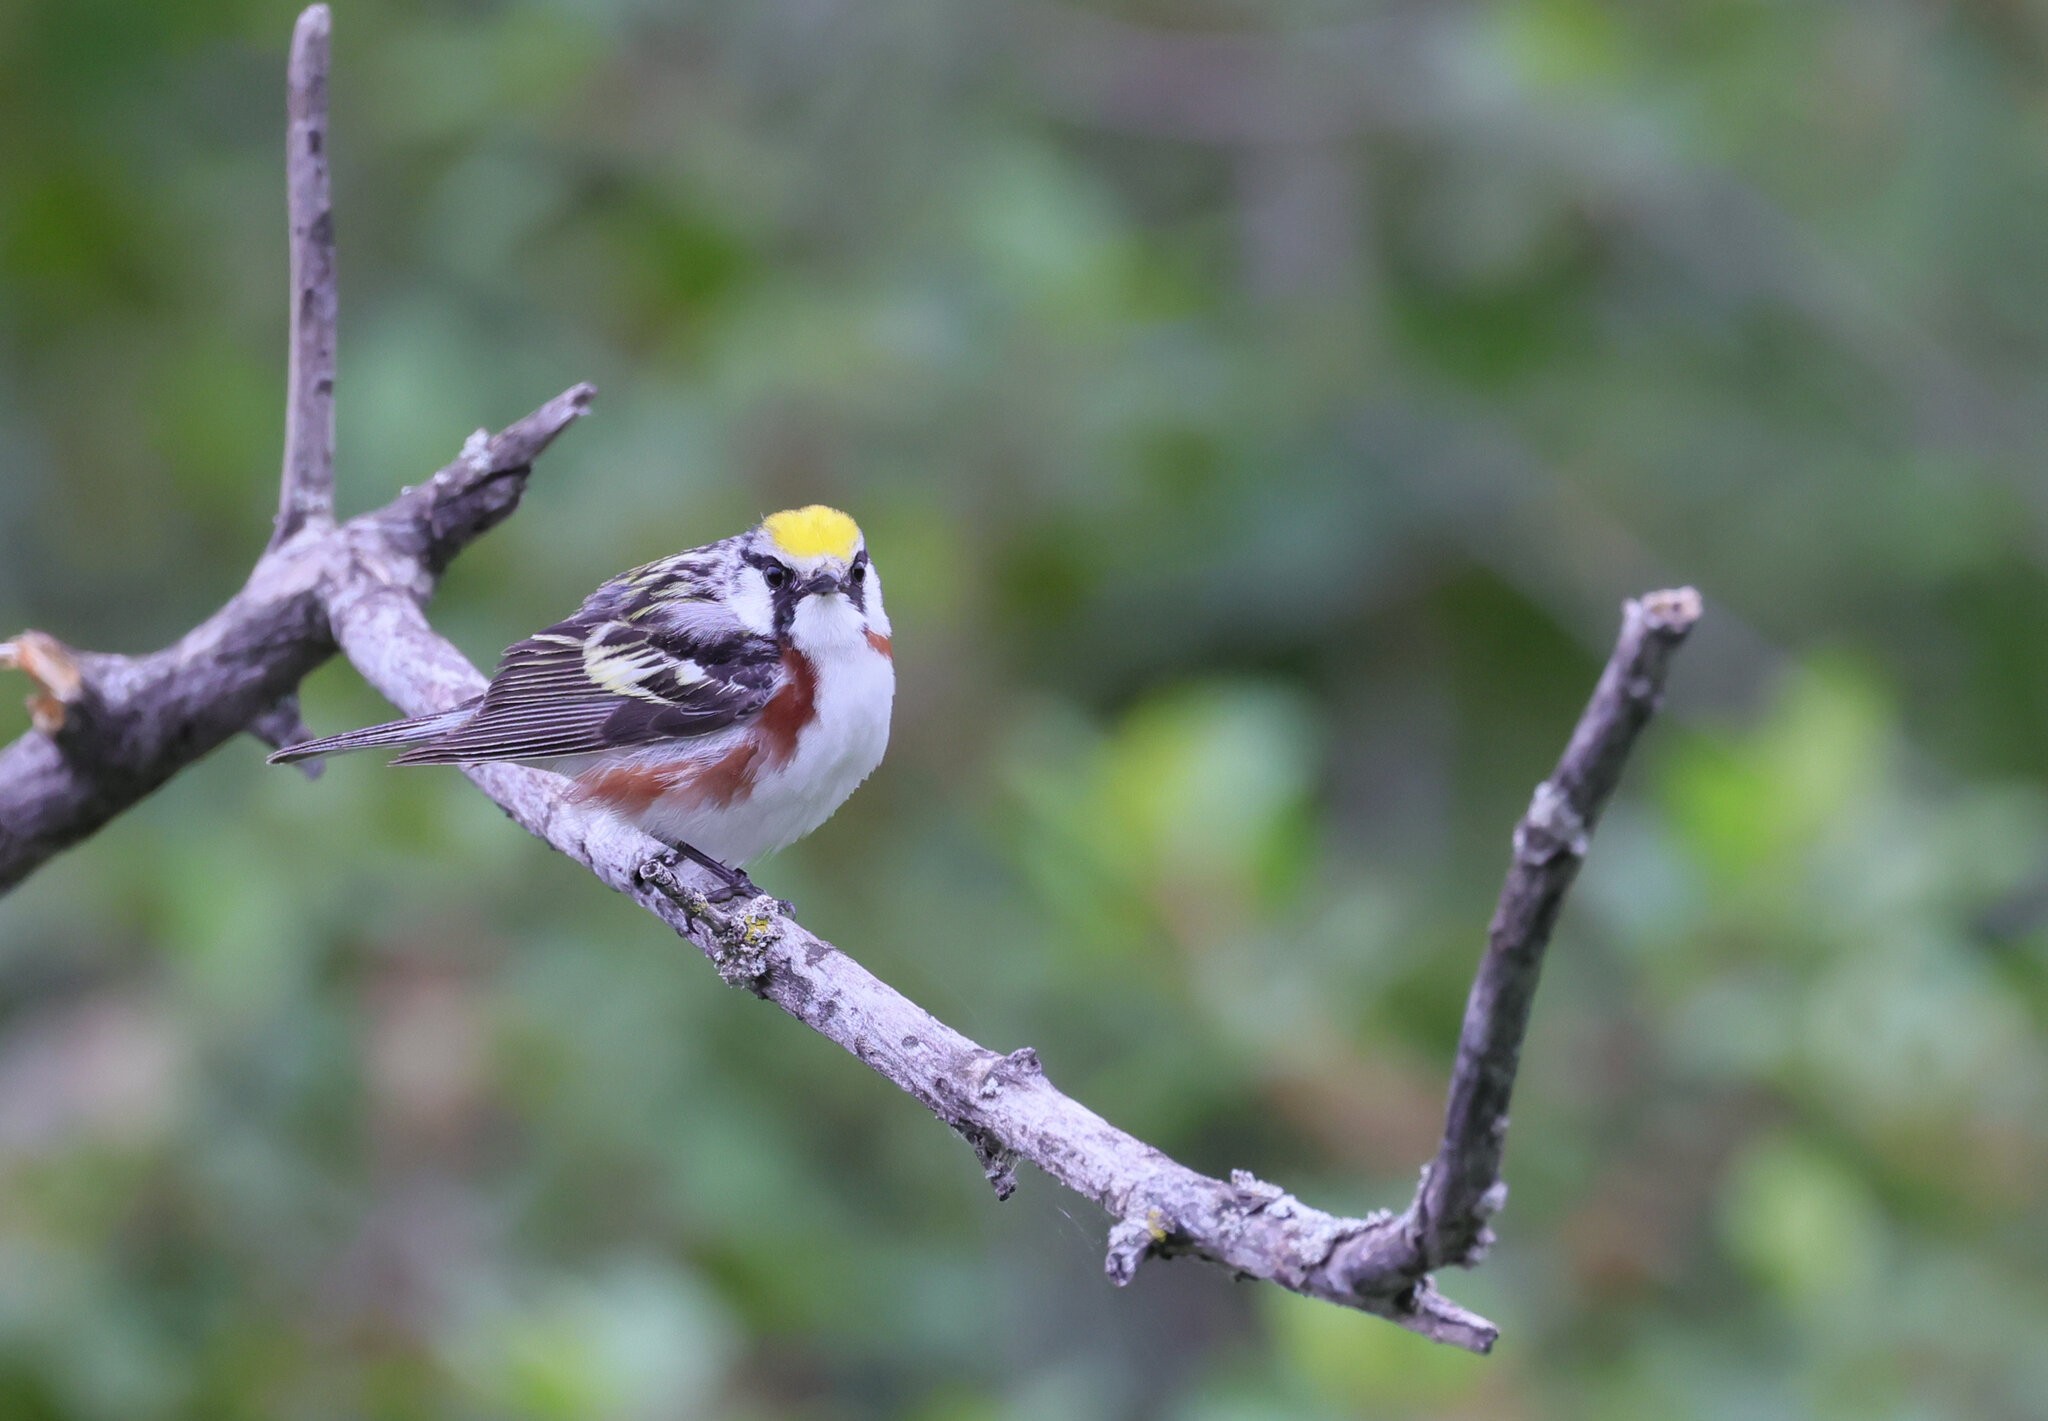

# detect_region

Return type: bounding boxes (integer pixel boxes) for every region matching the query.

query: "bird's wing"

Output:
[393,557,782,765]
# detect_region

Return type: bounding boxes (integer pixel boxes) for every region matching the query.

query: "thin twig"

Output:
[1418,587,1700,1265]
[272,3,337,550]
[1318,590,1701,1301]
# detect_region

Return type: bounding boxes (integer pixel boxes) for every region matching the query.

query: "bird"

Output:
[271,504,894,898]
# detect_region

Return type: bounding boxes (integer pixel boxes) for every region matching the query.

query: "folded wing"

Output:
[390,616,780,765]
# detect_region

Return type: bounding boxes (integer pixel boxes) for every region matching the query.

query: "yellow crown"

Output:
[762,505,861,561]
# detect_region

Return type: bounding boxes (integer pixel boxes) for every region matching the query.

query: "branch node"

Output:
[637,855,720,917]
[709,896,780,990]
[959,1126,1019,1200]
[634,860,776,988]
[1514,779,1587,865]
[458,427,492,477]
[976,1045,1045,1098]
[1105,1207,1175,1285]
[1,632,89,735]
[1478,1179,1508,1218]
[248,691,323,779]
[1378,1277,1501,1355]
[1637,585,1703,633]
[1229,1169,1287,1210]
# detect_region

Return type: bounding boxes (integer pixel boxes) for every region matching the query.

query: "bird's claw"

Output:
[646,844,791,916]
[705,875,793,917]
[704,871,761,905]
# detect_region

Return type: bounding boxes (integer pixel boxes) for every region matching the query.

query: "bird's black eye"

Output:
[762,563,790,590]
[849,557,867,583]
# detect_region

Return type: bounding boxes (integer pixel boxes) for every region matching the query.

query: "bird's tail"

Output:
[266,706,472,765]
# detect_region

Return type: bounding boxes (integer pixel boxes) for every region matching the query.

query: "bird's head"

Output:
[742,504,890,652]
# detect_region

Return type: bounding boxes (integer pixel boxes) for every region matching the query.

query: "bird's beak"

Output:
[800,569,848,599]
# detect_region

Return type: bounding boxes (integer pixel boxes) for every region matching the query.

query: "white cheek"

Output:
[729,567,773,635]
[862,568,891,637]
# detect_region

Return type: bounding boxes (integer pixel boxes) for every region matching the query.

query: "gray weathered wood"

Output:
[327,575,1695,1353]
[0,386,592,892]
[272,4,338,551]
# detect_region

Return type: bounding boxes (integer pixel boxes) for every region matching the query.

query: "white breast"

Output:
[751,634,894,856]
[631,596,894,867]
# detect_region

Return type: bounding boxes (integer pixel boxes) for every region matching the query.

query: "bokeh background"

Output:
[3,1,2047,1417]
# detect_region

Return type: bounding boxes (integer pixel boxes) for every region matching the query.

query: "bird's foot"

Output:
[658,843,791,914]
[704,870,764,906]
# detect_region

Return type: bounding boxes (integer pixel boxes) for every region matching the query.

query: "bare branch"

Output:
[324,580,1698,1353]
[0,4,1702,1356]
[1417,587,1700,1265]
[328,585,1504,1345]
[0,633,88,736]
[0,5,593,893]
[273,4,338,550]
[0,383,591,894]
[1317,589,1701,1303]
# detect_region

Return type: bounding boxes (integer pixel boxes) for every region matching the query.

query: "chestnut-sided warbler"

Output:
[273,505,894,895]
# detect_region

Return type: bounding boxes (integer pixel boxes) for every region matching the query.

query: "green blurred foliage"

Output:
[3,0,2047,1417]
